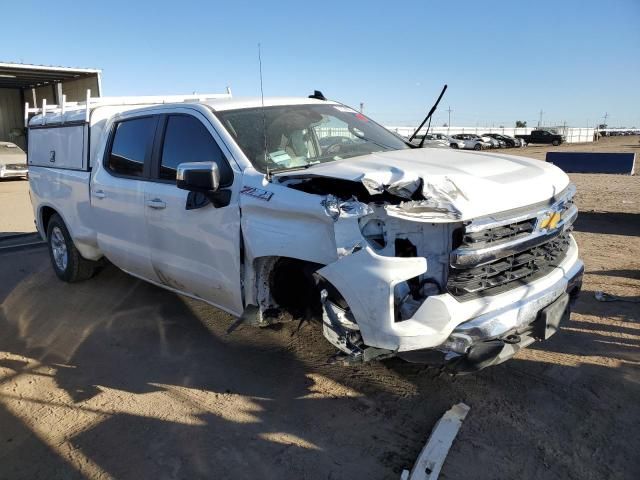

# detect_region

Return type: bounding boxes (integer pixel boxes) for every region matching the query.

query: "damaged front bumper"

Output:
[399,262,583,373]
[318,235,583,369]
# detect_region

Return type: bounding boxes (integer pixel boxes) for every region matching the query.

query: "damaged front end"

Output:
[277,172,466,363]
[244,168,582,373]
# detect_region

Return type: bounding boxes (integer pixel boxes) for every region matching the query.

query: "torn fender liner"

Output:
[317,245,427,349]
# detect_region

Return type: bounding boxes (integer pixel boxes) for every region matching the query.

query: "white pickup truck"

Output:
[27,92,583,373]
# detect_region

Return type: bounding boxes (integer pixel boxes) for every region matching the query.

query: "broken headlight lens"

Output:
[322,195,373,221]
[321,195,341,221]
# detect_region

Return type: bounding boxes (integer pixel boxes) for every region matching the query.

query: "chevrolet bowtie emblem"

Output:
[539,211,562,230]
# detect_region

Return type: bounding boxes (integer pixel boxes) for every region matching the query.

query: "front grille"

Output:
[448,233,571,299]
[463,218,536,245]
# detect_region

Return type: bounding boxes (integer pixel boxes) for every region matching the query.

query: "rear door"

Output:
[143,110,243,316]
[91,115,160,281]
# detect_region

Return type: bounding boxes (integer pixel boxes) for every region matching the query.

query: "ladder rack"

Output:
[25,87,233,127]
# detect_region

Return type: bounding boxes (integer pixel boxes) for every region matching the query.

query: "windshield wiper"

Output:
[408,84,448,148]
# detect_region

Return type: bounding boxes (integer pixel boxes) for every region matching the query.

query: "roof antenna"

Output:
[258,43,271,181]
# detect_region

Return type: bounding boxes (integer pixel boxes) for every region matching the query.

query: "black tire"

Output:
[473,143,482,151]
[552,140,560,146]
[450,143,459,149]
[47,213,97,282]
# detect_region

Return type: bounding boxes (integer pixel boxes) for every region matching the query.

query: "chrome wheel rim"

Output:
[51,226,68,271]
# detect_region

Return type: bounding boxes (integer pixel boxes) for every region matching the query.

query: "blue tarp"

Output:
[546,152,636,174]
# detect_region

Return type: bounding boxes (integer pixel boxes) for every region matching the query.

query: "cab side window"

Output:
[160,115,233,186]
[107,117,157,177]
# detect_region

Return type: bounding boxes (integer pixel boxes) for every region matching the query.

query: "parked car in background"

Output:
[480,135,501,149]
[482,133,522,148]
[430,133,466,149]
[319,135,359,154]
[451,134,491,150]
[516,129,565,146]
[411,134,450,149]
[0,141,28,179]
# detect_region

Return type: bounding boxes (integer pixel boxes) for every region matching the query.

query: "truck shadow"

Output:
[589,268,640,281]
[1,261,639,479]
[0,264,431,478]
[573,211,640,237]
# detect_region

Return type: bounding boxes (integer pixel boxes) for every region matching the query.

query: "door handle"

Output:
[146,198,167,209]
[94,189,106,199]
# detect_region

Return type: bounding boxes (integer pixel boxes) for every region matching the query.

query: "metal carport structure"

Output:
[0,62,102,149]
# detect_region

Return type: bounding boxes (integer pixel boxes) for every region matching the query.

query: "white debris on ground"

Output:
[401,402,471,480]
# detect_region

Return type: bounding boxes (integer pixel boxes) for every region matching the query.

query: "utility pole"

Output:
[602,112,609,127]
[359,102,364,113]
[538,109,544,128]
[446,106,452,134]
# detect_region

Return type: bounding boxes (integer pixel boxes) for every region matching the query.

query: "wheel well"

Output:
[259,257,325,320]
[40,206,57,238]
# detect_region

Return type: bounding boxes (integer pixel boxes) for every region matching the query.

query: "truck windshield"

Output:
[215,104,408,173]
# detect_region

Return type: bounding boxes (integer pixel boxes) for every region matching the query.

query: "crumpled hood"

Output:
[276,148,570,221]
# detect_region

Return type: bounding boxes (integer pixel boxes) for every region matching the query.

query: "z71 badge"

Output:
[240,186,274,201]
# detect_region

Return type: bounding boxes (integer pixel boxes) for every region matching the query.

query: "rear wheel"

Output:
[47,214,97,282]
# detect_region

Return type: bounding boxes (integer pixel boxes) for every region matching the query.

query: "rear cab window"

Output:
[107,117,157,177]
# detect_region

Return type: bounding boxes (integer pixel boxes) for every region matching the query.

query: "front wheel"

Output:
[552,140,560,146]
[450,143,459,149]
[47,214,98,282]
[473,143,482,151]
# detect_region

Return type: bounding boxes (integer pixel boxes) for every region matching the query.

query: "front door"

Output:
[144,111,243,316]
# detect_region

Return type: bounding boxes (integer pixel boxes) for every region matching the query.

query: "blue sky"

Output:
[3,0,639,127]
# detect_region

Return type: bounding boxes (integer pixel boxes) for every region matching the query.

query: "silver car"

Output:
[410,134,450,148]
[451,134,491,150]
[0,142,28,179]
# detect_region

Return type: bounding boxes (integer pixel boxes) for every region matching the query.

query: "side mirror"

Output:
[176,162,231,210]
[176,161,220,193]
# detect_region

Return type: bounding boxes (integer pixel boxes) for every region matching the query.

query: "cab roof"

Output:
[203,96,337,111]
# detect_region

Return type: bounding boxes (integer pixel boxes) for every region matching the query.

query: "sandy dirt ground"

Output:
[0,179,35,237]
[0,137,638,479]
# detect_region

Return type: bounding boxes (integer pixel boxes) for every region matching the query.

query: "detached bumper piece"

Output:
[400,265,583,374]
